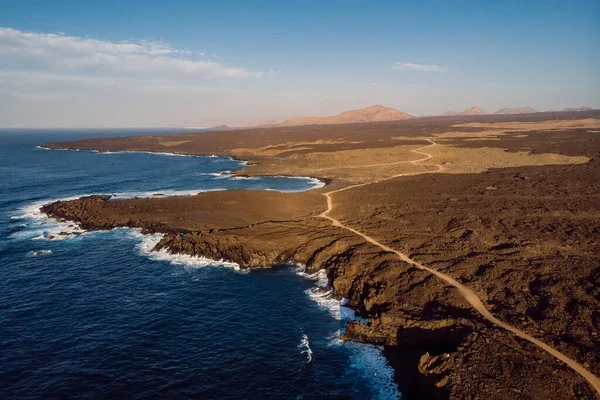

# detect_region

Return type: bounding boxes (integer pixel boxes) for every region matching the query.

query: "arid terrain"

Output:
[280,104,413,126]
[41,111,600,399]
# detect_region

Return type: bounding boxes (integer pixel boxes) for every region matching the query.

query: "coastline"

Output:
[17,184,402,399]
[35,114,600,398]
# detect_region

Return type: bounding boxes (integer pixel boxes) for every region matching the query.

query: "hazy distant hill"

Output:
[440,106,488,116]
[561,107,594,112]
[494,106,538,115]
[280,105,413,126]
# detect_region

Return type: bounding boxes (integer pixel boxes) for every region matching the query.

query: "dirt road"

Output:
[319,139,600,395]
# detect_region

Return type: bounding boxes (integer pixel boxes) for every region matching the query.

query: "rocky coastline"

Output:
[40,193,477,398]
[38,113,600,399]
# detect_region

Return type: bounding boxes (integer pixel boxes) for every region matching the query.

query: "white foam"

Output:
[277,176,325,191]
[306,288,342,319]
[131,230,242,271]
[298,333,313,363]
[89,150,248,170]
[12,201,243,271]
[296,266,367,323]
[112,188,226,199]
[195,171,232,179]
[231,175,260,181]
[303,177,326,189]
[96,150,196,157]
[28,249,53,256]
[10,197,90,241]
[344,342,401,400]
[296,264,400,399]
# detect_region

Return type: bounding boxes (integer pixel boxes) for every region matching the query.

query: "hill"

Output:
[494,106,538,115]
[280,105,412,126]
[439,106,488,116]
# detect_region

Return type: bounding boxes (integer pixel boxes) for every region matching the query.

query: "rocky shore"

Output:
[40,112,600,399]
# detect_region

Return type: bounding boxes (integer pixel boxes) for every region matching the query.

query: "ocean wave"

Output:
[344,342,401,400]
[295,177,326,190]
[230,176,260,181]
[28,249,53,256]
[131,230,243,272]
[10,197,90,241]
[35,146,72,151]
[111,188,226,199]
[95,150,197,157]
[296,265,365,322]
[298,333,313,363]
[275,176,325,191]
[296,264,400,399]
[194,171,232,179]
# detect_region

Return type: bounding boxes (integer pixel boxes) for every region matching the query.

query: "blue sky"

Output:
[0,0,598,127]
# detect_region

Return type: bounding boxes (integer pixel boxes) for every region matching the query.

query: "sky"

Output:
[0,0,598,128]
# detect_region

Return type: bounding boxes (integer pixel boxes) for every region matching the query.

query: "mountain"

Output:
[280,105,413,126]
[494,106,538,115]
[460,106,488,115]
[439,106,488,116]
[561,107,594,112]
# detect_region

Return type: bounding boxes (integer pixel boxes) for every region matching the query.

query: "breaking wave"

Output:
[298,333,313,363]
[132,230,242,271]
[296,264,400,400]
[28,249,53,256]
[10,198,89,241]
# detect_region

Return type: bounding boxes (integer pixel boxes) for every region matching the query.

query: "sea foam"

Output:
[296,265,365,323]
[132,230,242,271]
[296,264,400,400]
[28,250,53,256]
[298,333,313,363]
[11,197,90,241]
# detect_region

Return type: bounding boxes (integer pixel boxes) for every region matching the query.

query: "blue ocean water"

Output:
[0,130,400,400]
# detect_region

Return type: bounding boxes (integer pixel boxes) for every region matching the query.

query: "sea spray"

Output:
[11,198,90,241]
[131,230,243,271]
[28,249,53,257]
[298,333,313,363]
[296,264,401,400]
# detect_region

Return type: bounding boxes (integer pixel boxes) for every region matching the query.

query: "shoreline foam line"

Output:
[295,264,400,400]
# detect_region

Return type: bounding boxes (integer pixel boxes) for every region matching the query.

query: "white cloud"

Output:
[0,27,259,80]
[391,62,447,72]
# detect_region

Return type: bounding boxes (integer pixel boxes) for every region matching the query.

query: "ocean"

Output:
[0,129,400,399]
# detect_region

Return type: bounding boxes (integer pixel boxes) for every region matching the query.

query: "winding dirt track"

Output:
[319,139,600,395]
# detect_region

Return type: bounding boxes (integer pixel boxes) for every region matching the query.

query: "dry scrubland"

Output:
[42,112,600,399]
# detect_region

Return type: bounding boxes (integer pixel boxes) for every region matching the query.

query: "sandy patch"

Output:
[232,139,352,157]
[159,140,191,147]
[454,118,600,131]
[421,144,590,174]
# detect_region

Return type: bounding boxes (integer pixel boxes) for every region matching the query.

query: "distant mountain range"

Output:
[438,105,595,117]
[440,106,489,116]
[494,106,538,115]
[280,105,413,126]
[190,105,596,132]
[559,107,594,112]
